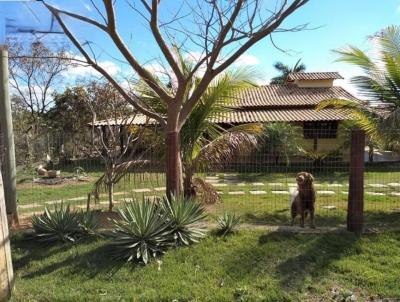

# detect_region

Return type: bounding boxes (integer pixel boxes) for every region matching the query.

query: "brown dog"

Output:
[290,172,316,228]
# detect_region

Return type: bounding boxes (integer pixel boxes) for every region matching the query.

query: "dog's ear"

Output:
[308,173,314,183]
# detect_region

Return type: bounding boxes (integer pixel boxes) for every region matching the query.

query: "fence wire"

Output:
[10,129,400,230]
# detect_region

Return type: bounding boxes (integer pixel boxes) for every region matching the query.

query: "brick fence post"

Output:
[347,129,365,235]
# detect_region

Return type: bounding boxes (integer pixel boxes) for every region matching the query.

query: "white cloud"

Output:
[234,54,260,66]
[63,54,121,81]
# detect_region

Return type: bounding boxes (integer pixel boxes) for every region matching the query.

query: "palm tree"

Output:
[270,59,306,84]
[136,63,264,200]
[317,26,400,151]
[180,69,264,199]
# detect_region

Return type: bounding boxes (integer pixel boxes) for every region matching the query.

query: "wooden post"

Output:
[347,129,365,235]
[0,169,14,300]
[0,46,18,224]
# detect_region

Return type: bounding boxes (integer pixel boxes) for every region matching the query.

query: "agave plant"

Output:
[161,195,207,246]
[77,210,98,235]
[31,204,81,243]
[109,199,172,264]
[216,212,241,236]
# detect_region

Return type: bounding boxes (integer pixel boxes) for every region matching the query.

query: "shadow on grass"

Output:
[242,210,347,227]
[263,232,359,290]
[221,230,360,294]
[12,234,127,279]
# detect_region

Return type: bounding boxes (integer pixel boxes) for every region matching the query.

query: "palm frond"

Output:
[193,123,263,171]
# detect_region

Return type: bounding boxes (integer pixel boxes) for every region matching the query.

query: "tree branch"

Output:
[45,2,167,128]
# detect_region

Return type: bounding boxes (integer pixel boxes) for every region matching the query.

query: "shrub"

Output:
[32,204,80,242]
[216,212,241,236]
[109,199,172,264]
[77,210,98,235]
[162,195,207,246]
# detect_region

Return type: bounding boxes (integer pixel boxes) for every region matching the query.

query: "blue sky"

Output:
[1,0,400,96]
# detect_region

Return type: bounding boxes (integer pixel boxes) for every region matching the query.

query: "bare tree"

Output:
[91,110,151,211]
[8,40,72,163]
[43,0,310,198]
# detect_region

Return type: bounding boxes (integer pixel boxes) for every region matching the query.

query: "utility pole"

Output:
[0,45,18,225]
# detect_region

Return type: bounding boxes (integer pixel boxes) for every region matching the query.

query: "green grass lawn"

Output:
[15,165,400,229]
[11,230,400,301]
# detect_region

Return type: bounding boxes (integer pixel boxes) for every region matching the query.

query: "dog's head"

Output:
[296,172,314,187]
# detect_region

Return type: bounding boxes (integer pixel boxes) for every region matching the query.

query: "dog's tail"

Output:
[289,187,298,208]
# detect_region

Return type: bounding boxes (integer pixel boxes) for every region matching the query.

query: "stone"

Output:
[205,179,220,184]
[113,191,128,196]
[237,183,247,186]
[271,190,289,195]
[390,192,400,197]
[154,187,166,191]
[321,205,336,210]
[67,196,86,201]
[388,183,400,189]
[205,176,219,180]
[228,191,245,195]
[132,188,152,193]
[213,183,227,187]
[326,184,343,187]
[45,199,62,205]
[365,191,385,196]
[249,190,267,195]
[341,191,349,195]
[18,204,42,209]
[252,182,264,186]
[317,191,335,195]
[367,184,388,188]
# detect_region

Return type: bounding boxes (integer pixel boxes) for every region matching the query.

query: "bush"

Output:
[161,195,207,246]
[109,199,172,264]
[31,204,97,243]
[216,212,241,236]
[77,210,98,235]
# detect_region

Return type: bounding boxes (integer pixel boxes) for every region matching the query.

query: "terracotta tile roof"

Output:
[230,84,357,108]
[210,109,350,124]
[92,83,357,126]
[92,108,349,126]
[287,72,343,81]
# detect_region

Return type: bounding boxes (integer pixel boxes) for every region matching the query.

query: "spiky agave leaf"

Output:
[31,204,81,243]
[216,212,241,236]
[77,210,98,236]
[162,195,207,246]
[109,199,172,264]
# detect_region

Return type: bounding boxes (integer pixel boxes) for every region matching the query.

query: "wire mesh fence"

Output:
[11,128,400,230]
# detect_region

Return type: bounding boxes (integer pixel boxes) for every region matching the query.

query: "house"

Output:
[93,71,358,157]
[210,71,358,154]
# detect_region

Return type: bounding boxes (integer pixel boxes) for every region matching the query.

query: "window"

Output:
[303,121,338,139]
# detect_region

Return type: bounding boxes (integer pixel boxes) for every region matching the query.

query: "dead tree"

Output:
[8,40,72,164]
[43,0,310,198]
[88,86,152,211]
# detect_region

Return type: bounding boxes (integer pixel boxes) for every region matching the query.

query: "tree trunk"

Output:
[183,166,194,199]
[165,131,182,200]
[368,144,374,163]
[106,164,114,211]
[108,182,114,212]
